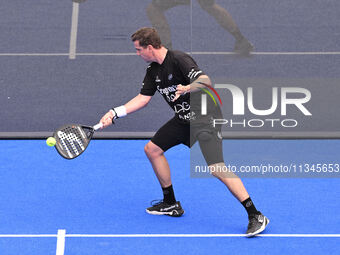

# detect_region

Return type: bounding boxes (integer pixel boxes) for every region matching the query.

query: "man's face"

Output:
[134,40,154,63]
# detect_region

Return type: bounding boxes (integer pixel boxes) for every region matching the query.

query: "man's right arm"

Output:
[100,93,152,128]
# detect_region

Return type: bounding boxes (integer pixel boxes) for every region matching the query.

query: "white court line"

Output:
[77,52,136,56]
[1,52,340,57]
[56,229,66,255]
[0,233,339,238]
[258,51,340,55]
[69,2,80,59]
[64,234,340,238]
[0,53,69,56]
[0,53,134,56]
[0,234,57,237]
[193,51,340,55]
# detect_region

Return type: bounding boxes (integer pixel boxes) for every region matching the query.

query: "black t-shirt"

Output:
[140,50,205,123]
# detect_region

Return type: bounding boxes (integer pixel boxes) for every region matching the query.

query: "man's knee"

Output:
[144,141,164,158]
[209,163,237,179]
[197,130,213,142]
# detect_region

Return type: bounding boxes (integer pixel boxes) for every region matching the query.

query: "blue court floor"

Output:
[0,139,339,255]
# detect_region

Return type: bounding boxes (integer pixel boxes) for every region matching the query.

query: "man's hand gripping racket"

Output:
[53,110,116,160]
[53,122,103,159]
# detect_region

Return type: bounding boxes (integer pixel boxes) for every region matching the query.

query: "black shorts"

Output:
[151,117,224,165]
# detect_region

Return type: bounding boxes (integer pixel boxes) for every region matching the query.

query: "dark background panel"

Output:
[0,0,339,137]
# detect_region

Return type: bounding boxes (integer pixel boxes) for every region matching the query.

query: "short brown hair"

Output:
[131,27,162,49]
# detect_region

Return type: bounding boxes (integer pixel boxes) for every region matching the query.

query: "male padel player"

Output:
[99,27,268,237]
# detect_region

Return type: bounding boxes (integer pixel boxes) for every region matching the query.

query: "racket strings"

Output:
[57,127,86,156]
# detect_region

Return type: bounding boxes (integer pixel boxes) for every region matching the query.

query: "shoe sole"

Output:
[145,209,184,217]
[246,216,270,237]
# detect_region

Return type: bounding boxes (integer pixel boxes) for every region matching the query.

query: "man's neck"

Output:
[153,47,168,65]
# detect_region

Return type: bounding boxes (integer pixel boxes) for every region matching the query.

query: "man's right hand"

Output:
[100,110,115,129]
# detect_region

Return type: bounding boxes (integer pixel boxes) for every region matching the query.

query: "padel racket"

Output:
[53,123,103,159]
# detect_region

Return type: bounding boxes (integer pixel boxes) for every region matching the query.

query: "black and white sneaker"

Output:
[146,200,184,217]
[246,212,269,237]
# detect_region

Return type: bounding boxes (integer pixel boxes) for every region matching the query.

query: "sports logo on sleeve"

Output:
[188,68,202,80]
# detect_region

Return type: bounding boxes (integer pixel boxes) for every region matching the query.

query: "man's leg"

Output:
[146,2,172,49]
[146,0,190,49]
[197,0,254,54]
[143,116,190,216]
[144,141,184,217]
[209,162,249,202]
[144,141,172,188]
[196,129,269,236]
[209,163,269,236]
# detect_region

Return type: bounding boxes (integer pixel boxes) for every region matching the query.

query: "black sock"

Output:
[162,185,176,205]
[241,197,259,217]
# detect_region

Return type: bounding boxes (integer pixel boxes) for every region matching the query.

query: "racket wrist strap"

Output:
[110,105,127,119]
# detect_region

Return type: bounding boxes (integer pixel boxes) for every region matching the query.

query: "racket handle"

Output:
[93,123,103,131]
